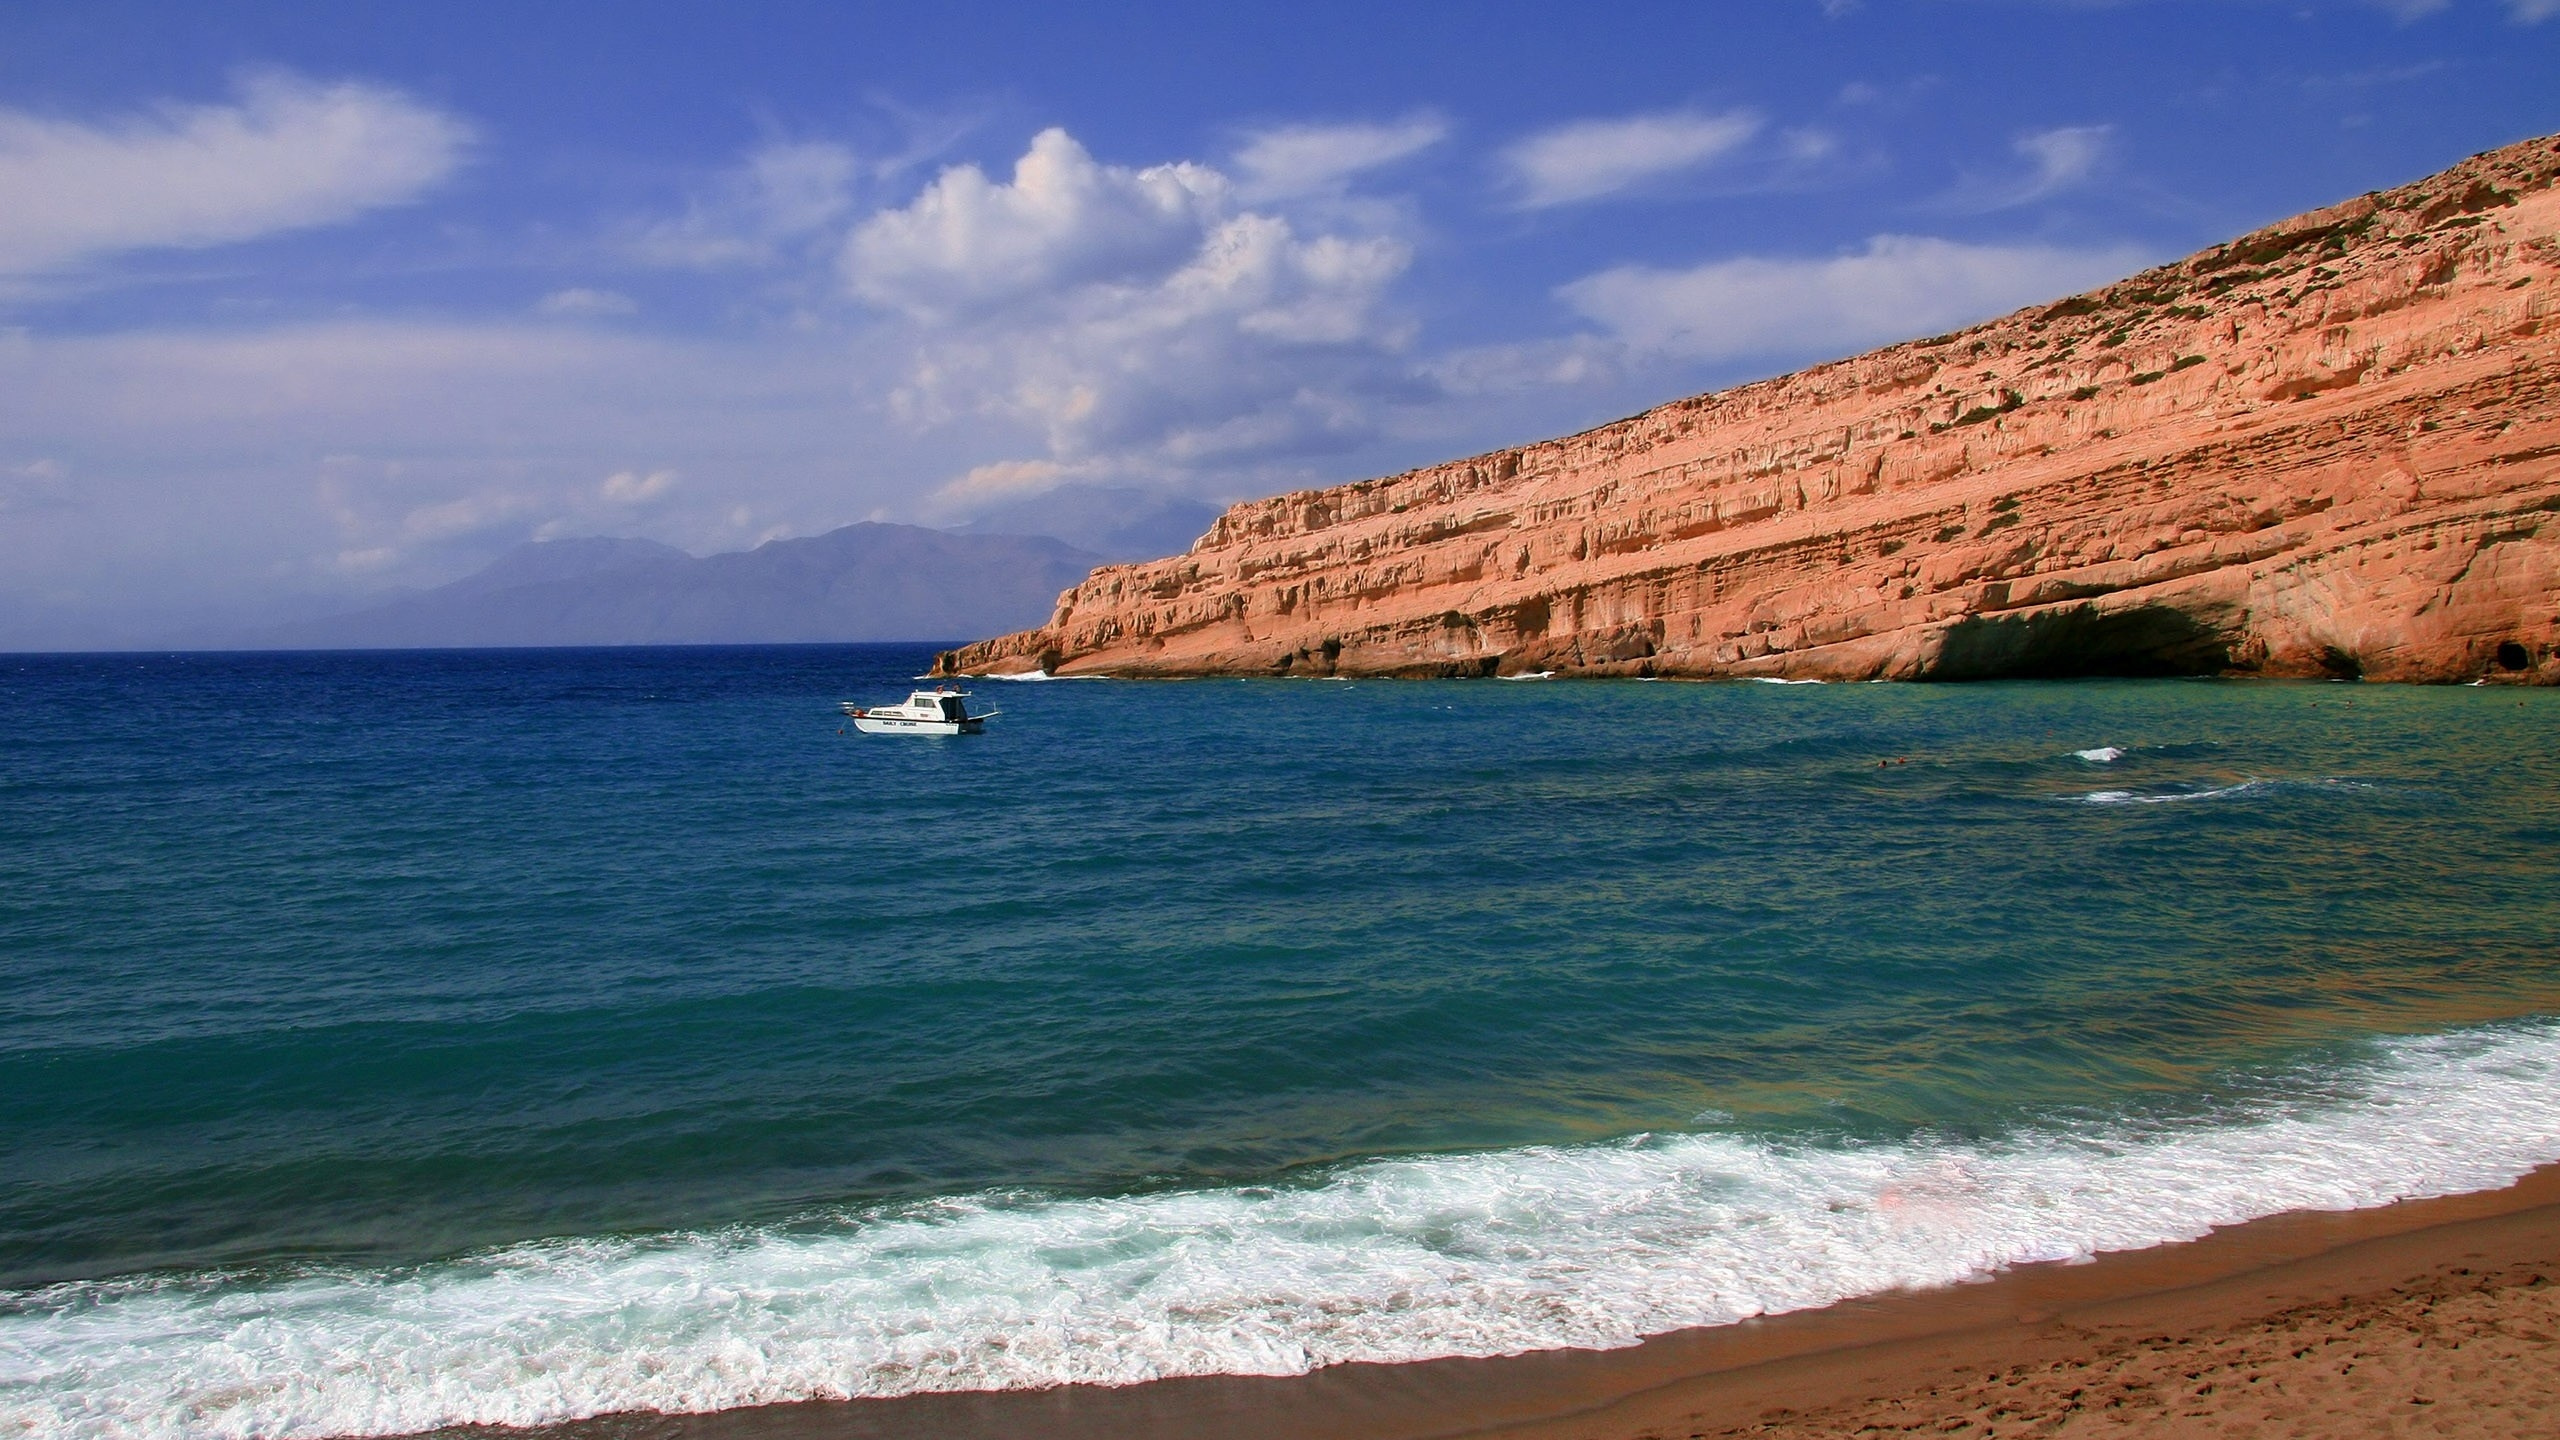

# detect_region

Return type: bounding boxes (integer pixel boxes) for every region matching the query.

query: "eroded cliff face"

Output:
[940,135,2560,684]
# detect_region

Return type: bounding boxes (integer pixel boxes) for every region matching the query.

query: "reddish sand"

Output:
[1499,1170,2560,1440]
[1664,1262,2560,1439]
[472,1167,2560,1440]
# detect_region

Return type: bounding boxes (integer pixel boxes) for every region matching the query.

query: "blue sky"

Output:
[2,0,2555,645]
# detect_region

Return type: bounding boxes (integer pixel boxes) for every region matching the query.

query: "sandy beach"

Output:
[1516,1168,2560,1440]
[1664,1251,2558,1438]
[484,1166,2560,1440]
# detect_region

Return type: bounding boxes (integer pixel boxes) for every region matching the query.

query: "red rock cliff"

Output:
[940,135,2560,684]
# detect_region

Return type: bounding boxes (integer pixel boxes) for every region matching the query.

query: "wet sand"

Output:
[458,1165,2560,1440]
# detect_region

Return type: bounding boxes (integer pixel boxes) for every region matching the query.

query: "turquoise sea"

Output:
[4,645,2558,1437]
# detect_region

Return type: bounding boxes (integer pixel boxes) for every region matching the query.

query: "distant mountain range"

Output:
[246,523,1105,649]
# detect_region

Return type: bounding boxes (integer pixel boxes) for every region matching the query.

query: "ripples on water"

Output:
[2,647,2556,1435]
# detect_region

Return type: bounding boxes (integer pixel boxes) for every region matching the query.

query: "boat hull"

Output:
[849,714,983,735]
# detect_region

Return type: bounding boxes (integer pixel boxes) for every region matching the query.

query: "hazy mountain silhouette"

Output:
[248,524,1102,648]
[426,535,692,598]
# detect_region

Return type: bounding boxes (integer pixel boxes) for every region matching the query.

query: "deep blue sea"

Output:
[4,645,2559,1437]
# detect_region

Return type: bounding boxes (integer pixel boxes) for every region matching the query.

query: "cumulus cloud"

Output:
[630,139,858,269]
[0,71,470,278]
[1500,109,1763,208]
[2511,0,2559,20]
[1231,115,1447,200]
[844,128,1228,317]
[1561,235,2151,362]
[537,287,637,317]
[841,127,1423,507]
[908,212,1415,467]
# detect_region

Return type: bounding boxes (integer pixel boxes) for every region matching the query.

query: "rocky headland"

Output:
[940,134,2560,684]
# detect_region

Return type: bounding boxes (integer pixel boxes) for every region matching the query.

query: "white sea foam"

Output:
[1498,671,1557,681]
[8,1023,2560,1439]
[2074,778,2373,806]
[2079,780,2269,805]
[2073,746,2126,763]
[969,670,1106,682]
[1751,677,1825,684]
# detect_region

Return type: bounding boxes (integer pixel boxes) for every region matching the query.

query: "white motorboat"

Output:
[841,687,996,735]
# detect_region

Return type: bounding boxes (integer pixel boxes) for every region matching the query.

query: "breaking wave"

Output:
[6,1022,2560,1439]
[2073,778,2373,806]
[2077,781,2267,804]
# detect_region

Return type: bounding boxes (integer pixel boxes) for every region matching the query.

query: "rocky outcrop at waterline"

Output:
[940,135,2560,684]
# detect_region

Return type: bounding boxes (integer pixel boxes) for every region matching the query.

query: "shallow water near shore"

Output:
[3,646,2557,1438]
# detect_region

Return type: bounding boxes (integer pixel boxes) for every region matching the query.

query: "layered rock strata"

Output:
[941,135,2560,684]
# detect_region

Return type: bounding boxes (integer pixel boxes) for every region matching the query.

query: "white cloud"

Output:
[1500,110,1763,208]
[1561,235,2151,362]
[630,140,858,269]
[0,71,470,278]
[2511,0,2560,20]
[843,128,1228,317]
[599,468,678,504]
[902,210,1416,463]
[2013,125,2111,195]
[935,457,1075,507]
[1231,115,1447,200]
[1931,125,2113,213]
[843,128,1423,505]
[537,287,637,317]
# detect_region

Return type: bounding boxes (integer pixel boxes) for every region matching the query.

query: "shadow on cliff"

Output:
[1926,605,2234,681]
